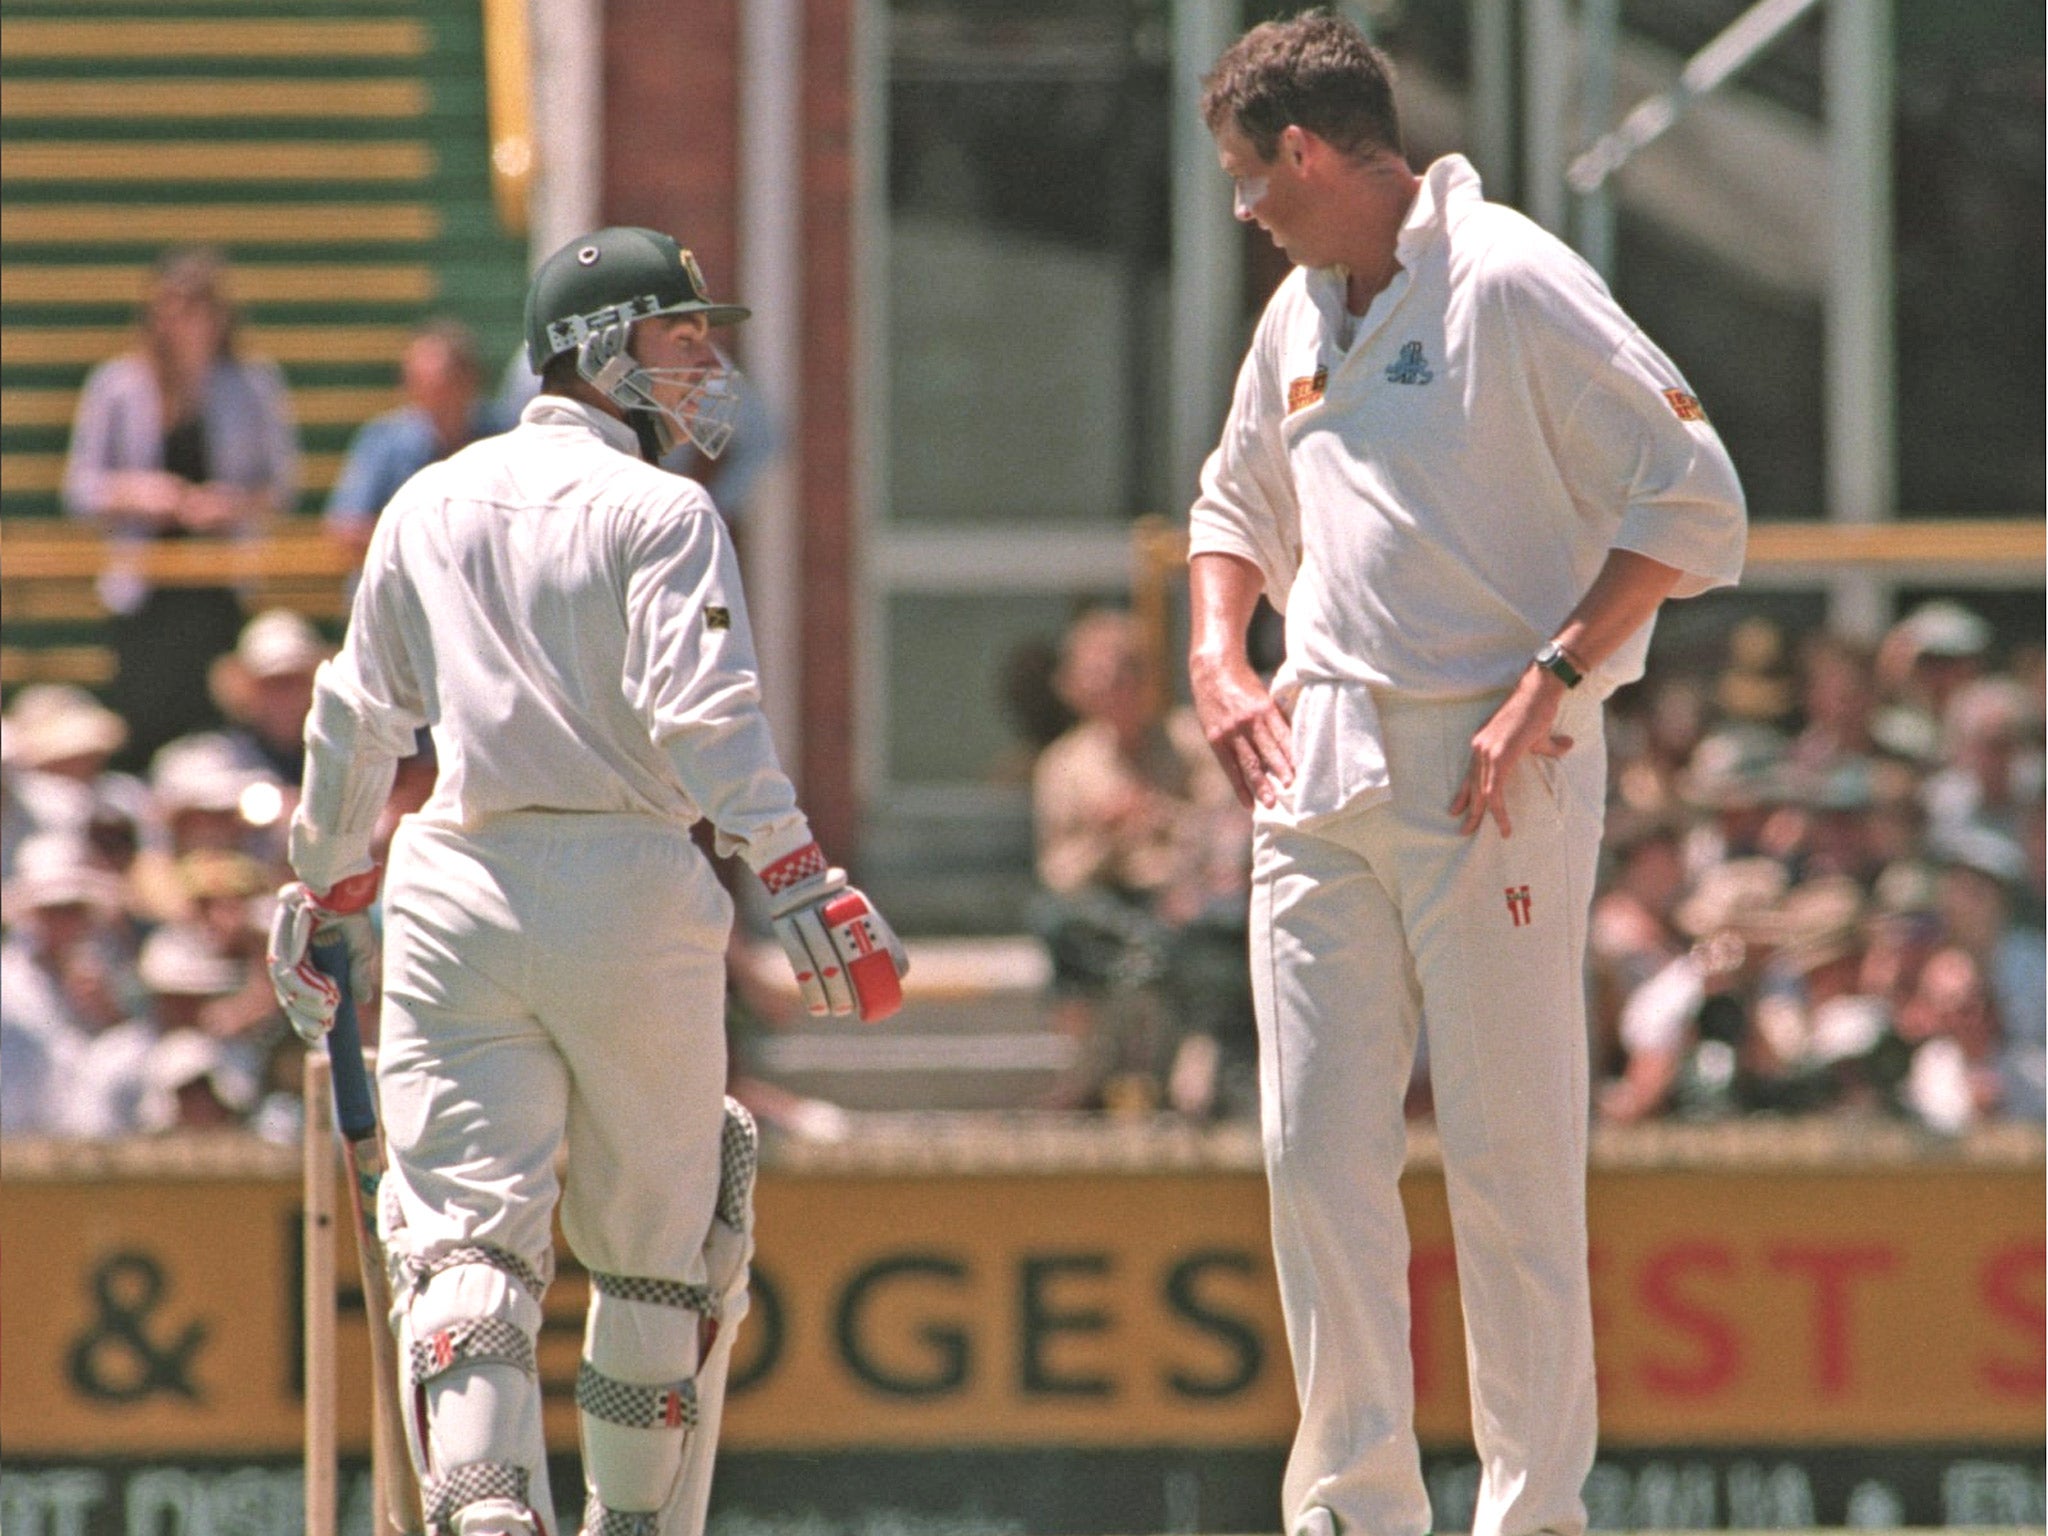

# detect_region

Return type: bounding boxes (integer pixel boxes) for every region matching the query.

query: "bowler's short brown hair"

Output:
[1201,10,1402,163]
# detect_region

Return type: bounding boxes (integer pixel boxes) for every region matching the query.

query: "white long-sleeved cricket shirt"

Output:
[289,395,812,891]
[1189,154,1746,822]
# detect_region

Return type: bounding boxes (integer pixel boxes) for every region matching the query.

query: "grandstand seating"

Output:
[0,0,529,525]
[0,0,529,682]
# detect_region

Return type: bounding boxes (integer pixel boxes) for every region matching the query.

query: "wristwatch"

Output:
[1532,640,1583,689]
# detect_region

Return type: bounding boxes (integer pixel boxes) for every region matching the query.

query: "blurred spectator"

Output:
[1607,676,1710,817]
[61,248,299,768]
[1873,600,1992,764]
[1712,616,1799,732]
[1028,609,1252,1116]
[325,320,511,553]
[139,1028,260,1133]
[1789,634,1881,772]
[0,722,22,880]
[1924,677,2043,842]
[128,917,284,1138]
[149,732,284,858]
[1600,857,1789,1124]
[173,848,284,1042]
[1895,946,2005,1135]
[56,927,221,1138]
[0,834,138,1135]
[201,608,332,787]
[1589,812,1689,1077]
[990,637,1079,786]
[1930,825,2046,1120]
[126,732,289,924]
[1749,875,1879,1108]
[1782,757,1905,885]
[1675,723,1792,881]
[0,685,154,853]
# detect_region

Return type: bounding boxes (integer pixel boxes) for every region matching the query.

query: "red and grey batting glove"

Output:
[265,867,382,1045]
[761,842,908,1022]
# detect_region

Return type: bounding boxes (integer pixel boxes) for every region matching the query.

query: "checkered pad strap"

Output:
[422,1460,530,1536]
[716,1096,759,1231]
[758,841,827,896]
[589,1269,720,1319]
[408,1316,537,1383]
[405,1243,552,1303]
[575,1359,698,1430]
[581,1497,660,1536]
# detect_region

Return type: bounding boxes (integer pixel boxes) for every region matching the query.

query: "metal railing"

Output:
[2,515,2041,688]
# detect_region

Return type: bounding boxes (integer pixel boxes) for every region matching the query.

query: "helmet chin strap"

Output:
[578,325,667,463]
[627,411,670,464]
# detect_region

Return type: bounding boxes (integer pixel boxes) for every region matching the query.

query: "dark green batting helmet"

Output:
[523,226,750,373]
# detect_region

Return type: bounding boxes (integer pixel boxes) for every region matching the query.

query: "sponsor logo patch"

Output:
[705,605,731,631]
[1286,367,1328,413]
[1505,884,1533,927]
[1663,388,1707,422]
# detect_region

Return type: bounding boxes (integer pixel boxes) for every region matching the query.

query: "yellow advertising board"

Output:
[2,1152,2041,1457]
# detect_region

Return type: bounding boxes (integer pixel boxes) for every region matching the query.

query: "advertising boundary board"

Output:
[3,1123,2041,1533]
[2,1446,2044,1535]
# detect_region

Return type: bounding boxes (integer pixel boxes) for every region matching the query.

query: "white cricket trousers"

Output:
[1250,688,1605,1536]
[376,810,734,1525]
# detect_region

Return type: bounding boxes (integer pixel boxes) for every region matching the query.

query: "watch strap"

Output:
[1534,641,1583,689]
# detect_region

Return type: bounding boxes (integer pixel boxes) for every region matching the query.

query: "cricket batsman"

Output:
[267,226,907,1536]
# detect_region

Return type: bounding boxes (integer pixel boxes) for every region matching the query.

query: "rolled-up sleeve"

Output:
[1568,329,1746,598]
[1513,253,1746,600]
[1188,312,1302,611]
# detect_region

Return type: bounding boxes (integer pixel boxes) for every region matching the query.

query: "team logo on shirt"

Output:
[1663,388,1707,422]
[705,606,731,630]
[1505,884,1533,927]
[1286,367,1328,413]
[1384,340,1434,385]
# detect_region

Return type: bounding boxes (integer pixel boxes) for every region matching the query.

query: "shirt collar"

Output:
[520,393,643,458]
[1395,153,1483,262]
[1305,153,1484,316]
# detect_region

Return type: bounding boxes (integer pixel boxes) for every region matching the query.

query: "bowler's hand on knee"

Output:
[1451,672,1572,838]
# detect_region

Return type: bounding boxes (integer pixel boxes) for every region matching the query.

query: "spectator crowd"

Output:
[1,609,436,1141]
[5,584,2041,1142]
[1026,599,2045,1134]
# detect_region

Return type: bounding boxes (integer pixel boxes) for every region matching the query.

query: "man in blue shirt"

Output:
[325,319,511,549]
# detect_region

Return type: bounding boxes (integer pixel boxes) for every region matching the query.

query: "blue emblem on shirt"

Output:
[1384,341,1434,385]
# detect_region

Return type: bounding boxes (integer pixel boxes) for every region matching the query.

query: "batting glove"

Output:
[762,843,908,1022]
[266,868,382,1044]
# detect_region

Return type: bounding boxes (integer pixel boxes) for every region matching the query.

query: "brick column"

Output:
[796,0,859,860]
[601,0,739,288]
